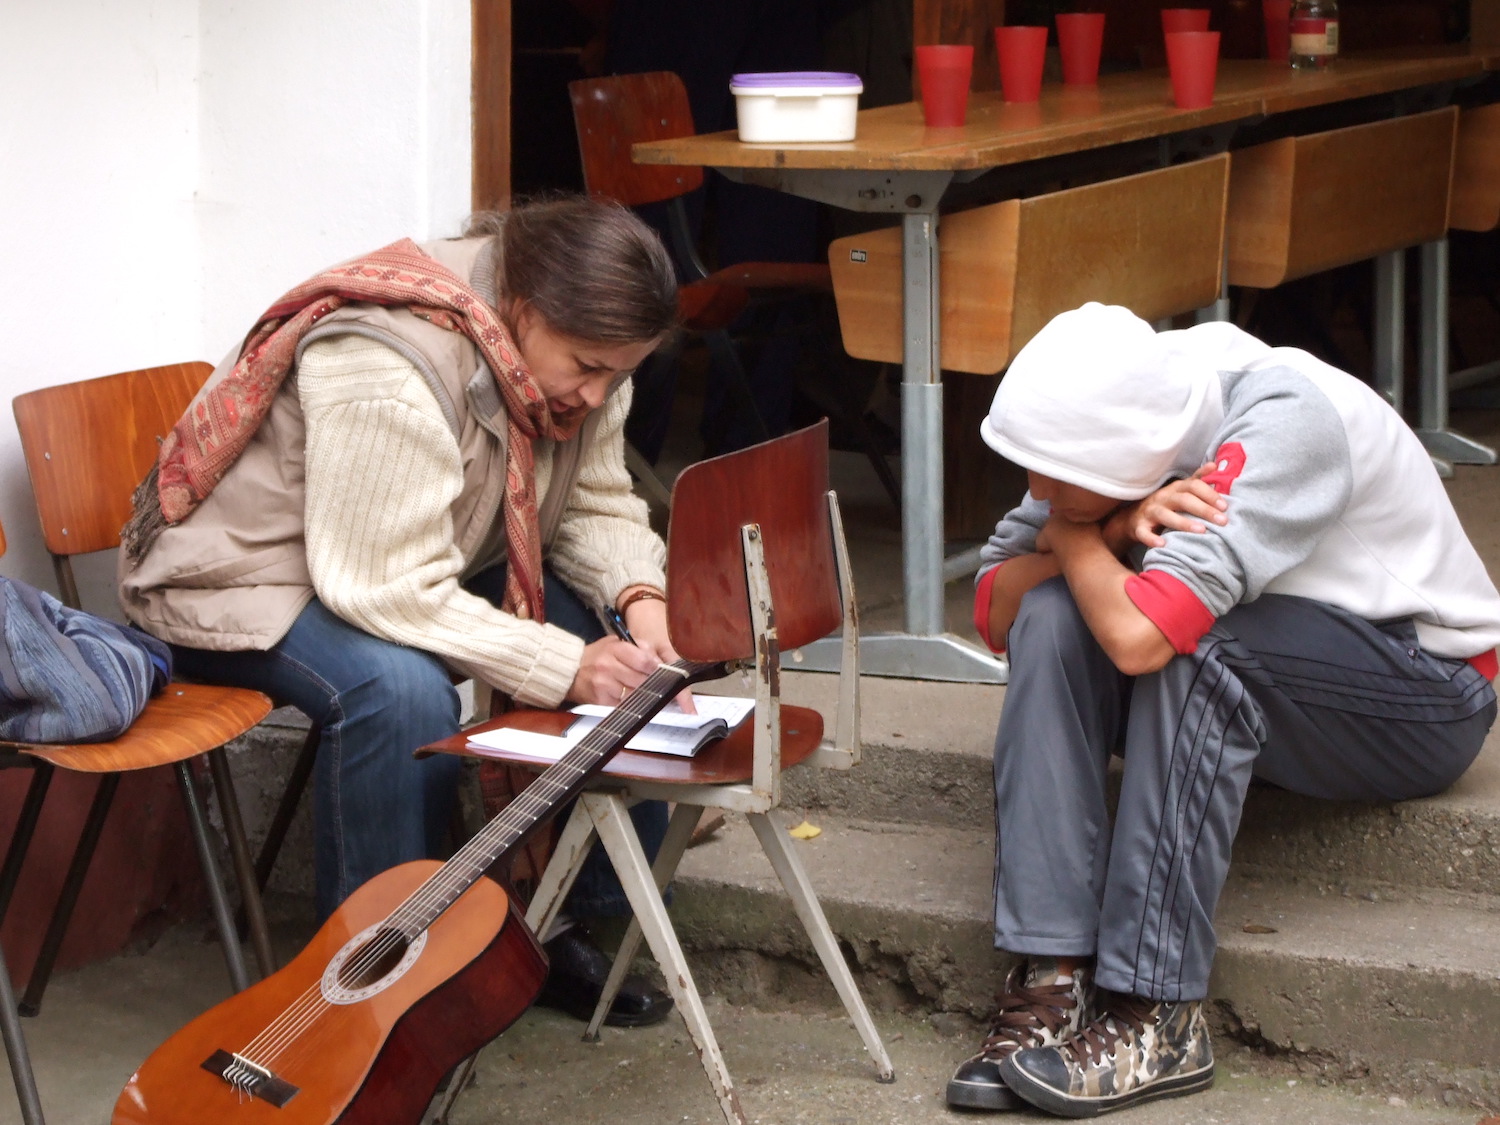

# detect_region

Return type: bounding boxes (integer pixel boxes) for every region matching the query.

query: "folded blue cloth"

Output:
[0,577,171,743]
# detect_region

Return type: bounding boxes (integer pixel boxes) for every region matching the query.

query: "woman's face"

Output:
[509,301,659,417]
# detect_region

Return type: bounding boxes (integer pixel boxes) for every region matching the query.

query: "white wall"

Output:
[0,0,472,612]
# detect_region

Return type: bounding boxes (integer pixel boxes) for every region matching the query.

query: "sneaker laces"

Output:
[975,969,1081,1060]
[1065,993,1153,1067]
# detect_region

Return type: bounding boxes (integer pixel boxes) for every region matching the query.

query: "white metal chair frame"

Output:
[436,491,891,1125]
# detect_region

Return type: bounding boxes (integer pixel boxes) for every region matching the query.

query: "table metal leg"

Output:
[1417,238,1496,468]
[1373,249,1405,414]
[1374,249,1454,479]
[813,210,1007,684]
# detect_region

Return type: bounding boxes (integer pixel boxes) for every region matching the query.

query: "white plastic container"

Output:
[730,71,864,144]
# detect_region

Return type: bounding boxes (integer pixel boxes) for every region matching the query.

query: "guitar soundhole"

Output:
[339,928,409,990]
[321,922,428,1005]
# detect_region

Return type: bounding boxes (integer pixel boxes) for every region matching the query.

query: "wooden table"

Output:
[635,52,1491,684]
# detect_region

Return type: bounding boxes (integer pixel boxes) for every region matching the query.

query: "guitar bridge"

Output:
[202,1049,299,1107]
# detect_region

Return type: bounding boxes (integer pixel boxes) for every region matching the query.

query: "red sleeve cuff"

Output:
[1124,570,1216,655]
[973,563,1006,653]
[1468,649,1497,680]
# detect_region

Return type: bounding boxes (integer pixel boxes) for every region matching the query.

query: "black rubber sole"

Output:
[945,1076,1025,1112]
[999,1057,1215,1118]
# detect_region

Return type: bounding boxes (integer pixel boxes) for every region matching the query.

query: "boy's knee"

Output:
[1011,576,1091,658]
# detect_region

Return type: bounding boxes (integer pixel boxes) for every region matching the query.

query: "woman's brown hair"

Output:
[465,194,678,344]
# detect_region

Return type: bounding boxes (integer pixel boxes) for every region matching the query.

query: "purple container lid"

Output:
[730,71,862,88]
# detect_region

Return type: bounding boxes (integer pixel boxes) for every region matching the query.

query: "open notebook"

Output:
[464,694,756,763]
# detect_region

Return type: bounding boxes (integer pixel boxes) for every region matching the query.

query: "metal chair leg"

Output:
[206,748,274,978]
[0,763,55,927]
[583,801,701,1040]
[19,773,119,1016]
[520,800,600,937]
[624,442,674,509]
[173,762,250,993]
[253,722,320,893]
[747,809,895,1082]
[0,941,45,1124]
[586,792,747,1125]
[433,802,602,1125]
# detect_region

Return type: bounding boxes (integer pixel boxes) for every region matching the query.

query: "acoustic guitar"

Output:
[113,657,726,1125]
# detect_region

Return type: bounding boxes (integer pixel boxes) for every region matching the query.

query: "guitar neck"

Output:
[389,657,726,936]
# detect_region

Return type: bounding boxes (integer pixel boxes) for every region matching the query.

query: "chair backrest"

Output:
[569,71,705,207]
[666,420,842,663]
[12,362,211,605]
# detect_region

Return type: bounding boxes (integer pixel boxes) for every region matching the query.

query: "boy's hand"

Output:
[1103,463,1228,551]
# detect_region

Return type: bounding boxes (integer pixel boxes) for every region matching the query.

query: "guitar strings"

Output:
[230,661,697,1072]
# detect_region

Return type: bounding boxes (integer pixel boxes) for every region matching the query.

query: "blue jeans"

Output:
[171,566,667,921]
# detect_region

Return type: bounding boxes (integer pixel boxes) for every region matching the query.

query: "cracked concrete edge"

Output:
[667,876,1500,1109]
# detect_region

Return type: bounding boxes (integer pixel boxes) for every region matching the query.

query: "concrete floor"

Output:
[7,394,1500,1124]
[5,916,1489,1125]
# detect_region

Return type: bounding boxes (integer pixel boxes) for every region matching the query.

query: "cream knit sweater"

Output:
[299,334,666,709]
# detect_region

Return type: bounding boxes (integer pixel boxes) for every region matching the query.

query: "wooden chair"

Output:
[425,421,892,1125]
[6,365,281,1009]
[569,71,900,508]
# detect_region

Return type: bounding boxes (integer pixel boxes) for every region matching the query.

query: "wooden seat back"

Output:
[828,155,1229,375]
[665,421,842,663]
[1226,108,1457,288]
[569,72,705,207]
[12,363,209,561]
[1451,103,1500,234]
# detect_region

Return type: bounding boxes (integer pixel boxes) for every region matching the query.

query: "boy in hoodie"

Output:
[946,303,1500,1117]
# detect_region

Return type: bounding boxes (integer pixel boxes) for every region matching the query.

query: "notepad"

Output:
[465,695,756,762]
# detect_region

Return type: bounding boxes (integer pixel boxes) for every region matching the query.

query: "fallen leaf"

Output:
[1242,923,1278,934]
[788,820,822,840]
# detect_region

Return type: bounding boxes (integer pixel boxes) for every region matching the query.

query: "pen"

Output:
[603,604,636,645]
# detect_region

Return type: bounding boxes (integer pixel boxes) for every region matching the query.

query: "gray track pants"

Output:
[993,577,1495,1001]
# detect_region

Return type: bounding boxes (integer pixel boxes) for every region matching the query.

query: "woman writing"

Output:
[119,195,682,1027]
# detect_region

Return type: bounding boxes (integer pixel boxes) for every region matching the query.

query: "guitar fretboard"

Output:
[387,658,720,937]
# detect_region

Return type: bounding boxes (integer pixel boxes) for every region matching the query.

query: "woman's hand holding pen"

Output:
[569,636,663,708]
[568,588,697,713]
[620,590,697,714]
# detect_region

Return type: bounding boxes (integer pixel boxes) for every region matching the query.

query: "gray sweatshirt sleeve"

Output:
[1139,368,1353,619]
[977,493,1052,584]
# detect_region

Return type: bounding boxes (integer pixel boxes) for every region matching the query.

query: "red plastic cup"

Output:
[1055,12,1106,86]
[1161,7,1212,34]
[995,26,1048,102]
[1262,0,1292,61]
[1165,30,1221,108]
[915,44,974,127]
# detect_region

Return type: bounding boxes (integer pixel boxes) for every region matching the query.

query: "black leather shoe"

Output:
[537,928,674,1028]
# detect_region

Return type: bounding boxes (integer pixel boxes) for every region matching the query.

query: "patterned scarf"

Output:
[122,238,579,624]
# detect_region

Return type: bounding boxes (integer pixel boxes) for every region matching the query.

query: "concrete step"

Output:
[670,810,1500,1109]
[768,671,1500,896]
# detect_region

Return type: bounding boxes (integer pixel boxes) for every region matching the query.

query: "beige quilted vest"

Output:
[118,236,602,650]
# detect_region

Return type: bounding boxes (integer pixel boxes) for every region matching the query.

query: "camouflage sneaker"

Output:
[999,993,1214,1118]
[945,960,1092,1111]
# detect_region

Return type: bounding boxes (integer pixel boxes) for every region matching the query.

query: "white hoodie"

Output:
[978,304,1500,662]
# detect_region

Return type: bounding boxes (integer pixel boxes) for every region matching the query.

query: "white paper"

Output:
[465,696,756,761]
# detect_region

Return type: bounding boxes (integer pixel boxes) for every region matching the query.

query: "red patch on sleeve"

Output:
[1200,442,1246,495]
[1468,649,1497,680]
[1124,570,1217,655]
[973,564,1005,653]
